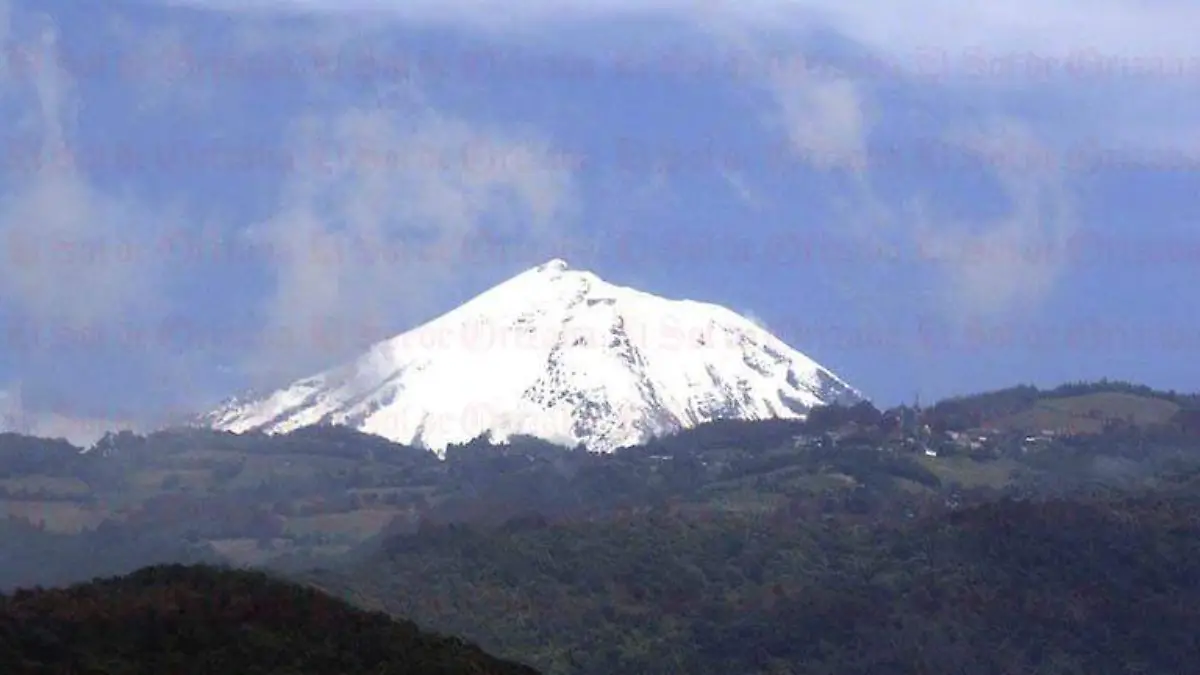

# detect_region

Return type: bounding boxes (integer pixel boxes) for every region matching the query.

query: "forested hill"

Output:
[921,379,1200,431]
[0,564,542,675]
[305,478,1200,675]
[2,378,1200,593]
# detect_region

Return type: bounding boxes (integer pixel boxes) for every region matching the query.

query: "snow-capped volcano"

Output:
[204,259,864,454]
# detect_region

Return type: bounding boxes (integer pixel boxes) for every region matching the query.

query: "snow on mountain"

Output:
[203,259,865,455]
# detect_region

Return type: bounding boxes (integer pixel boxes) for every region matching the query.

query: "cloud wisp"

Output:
[0,2,188,438]
[912,120,1078,319]
[0,12,167,331]
[164,0,1200,63]
[1,4,581,422]
[241,85,577,386]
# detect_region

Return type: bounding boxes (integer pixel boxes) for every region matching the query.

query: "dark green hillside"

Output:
[0,563,541,675]
[306,482,1200,675]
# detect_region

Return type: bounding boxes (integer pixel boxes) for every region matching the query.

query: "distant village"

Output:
[792,402,1117,460]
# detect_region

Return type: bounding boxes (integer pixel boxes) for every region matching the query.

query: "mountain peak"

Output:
[206,262,864,454]
[535,258,570,273]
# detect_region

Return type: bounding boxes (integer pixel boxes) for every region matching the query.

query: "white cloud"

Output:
[683,10,871,174]
[742,309,770,332]
[0,4,221,433]
[765,64,868,171]
[171,0,1171,296]
[781,1,1200,64]
[718,168,758,207]
[0,1,10,60]
[912,119,1077,318]
[164,0,1200,60]
[0,9,168,332]
[675,6,1095,323]
[0,386,20,432]
[3,3,581,417]
[162,0,1200,160]
[0,383,137,446]
[243,93,577,385]
[107,19,216,112]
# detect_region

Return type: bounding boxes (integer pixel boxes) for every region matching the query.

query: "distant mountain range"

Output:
[203,259,863,454]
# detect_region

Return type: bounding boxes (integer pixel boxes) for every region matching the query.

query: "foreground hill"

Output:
[0,564,541,675]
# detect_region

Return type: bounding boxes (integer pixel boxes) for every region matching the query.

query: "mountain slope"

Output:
[205,259,863,453]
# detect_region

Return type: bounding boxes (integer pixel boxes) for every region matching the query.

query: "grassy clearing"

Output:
[283,509,403,539]
[0,475,91,498]
[0,500,107,533]
[917,456,1021,489]
[997,393,1180,433]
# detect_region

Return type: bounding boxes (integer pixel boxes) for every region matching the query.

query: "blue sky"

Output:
[1,0,1199,441]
